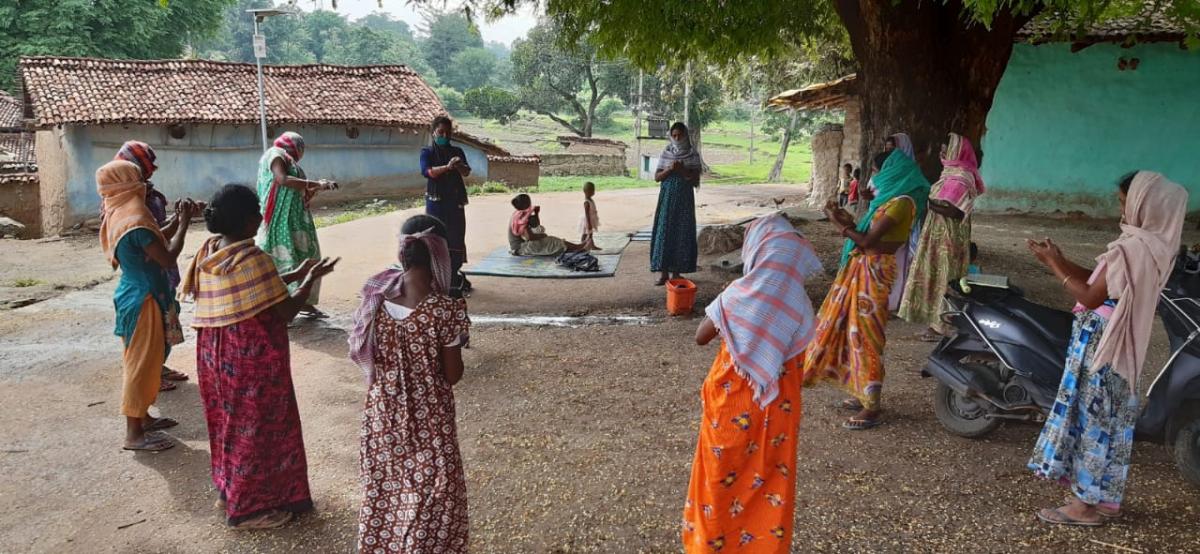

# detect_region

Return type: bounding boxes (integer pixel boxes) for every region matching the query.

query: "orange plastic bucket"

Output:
[666,278,697,316]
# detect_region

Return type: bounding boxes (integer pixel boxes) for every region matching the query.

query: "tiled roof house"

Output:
[16,57,537,237]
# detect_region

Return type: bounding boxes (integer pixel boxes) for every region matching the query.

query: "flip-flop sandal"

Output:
[836,399,864,411]
[915,331,943,342]
[1037,507,1104,527]
[232,510,293,530]
[301,308,330,320]
[123,432,175,452]
[161,367,189,381]
[144,417,179,432]
[843,416,882,430]
[1062,496,1122,518]
[159,380,178,392]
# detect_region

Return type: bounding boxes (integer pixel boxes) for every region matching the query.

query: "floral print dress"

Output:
[255,147,322,304]
[358,294,471,554]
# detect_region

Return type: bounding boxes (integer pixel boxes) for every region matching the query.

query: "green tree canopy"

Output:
[509,19,632,136]
[463,86,521,123]
[0,0,234,92]
[420,11,484,82]
[443,47,498,91]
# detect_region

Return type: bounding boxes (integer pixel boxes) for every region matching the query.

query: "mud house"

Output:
[0,91,38,237]
[15,57,538,237]
[770,15,1199,215]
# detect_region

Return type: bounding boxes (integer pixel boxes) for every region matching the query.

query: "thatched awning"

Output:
[767,74,857,111]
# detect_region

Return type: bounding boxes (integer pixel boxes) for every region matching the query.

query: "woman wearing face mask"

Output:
[650,122,703,286]
[421,116,472,297]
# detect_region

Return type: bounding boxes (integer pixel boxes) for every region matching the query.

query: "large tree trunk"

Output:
[834,0,1037,180]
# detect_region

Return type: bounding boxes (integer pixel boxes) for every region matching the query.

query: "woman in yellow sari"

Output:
[804,150,929,430]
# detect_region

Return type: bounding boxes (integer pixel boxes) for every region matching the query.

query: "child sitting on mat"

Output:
[579,181,601,251]
[508,193,586,257]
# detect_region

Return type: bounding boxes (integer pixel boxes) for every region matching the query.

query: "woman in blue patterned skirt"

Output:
[650,122,702,286]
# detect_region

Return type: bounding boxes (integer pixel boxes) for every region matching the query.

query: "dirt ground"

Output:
[1,184,1198,553]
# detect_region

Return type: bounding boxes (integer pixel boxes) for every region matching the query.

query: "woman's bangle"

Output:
[1062,275,1072,287]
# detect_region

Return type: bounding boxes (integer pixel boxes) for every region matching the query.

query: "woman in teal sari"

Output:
[255,132,338,318]
[650,122,702,286]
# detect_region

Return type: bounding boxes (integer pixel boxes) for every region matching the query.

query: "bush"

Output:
[463,86,522,124]
[592,97,627,129]
[467,181,512,196]
[436,87,467,116]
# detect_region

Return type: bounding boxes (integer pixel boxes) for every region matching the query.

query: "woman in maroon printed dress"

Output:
[349,214,471,553]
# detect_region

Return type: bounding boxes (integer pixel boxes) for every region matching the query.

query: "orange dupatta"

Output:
[97,160,164,269]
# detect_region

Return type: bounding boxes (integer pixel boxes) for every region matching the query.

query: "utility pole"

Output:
[635,69,644,177]
[749,98,756,164]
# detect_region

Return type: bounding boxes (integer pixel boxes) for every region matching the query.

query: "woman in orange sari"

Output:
[683,214,823,553]
[804,150,928,430]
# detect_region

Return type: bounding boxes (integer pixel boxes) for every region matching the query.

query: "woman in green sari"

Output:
[255,132,338,318]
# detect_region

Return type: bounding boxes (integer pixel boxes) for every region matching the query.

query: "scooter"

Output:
[920,249,1200,487]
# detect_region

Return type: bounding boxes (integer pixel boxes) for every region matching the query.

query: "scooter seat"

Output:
[1005,296,1074,347]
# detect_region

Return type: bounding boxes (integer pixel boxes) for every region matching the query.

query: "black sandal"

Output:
[143,416,179,432]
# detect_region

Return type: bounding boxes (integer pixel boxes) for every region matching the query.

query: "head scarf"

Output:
[1091,172,1187,391]
[890,132,915,160]
[114,141,158,180]
[930,133,985,212]
[274,131,305,162]
[657,130,704,174]
[841,150,930,265]
[97,160,164,269]
[705,214,823,408]
[349,227,452,382]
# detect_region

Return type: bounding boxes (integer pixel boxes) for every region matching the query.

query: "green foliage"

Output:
[0,0,235,92]
[510,19,633,136]
[11,278,44,288]
[463,86,521,123]
[591,97,626,130]
[191,1,436,80]
[443,47,498,91]
[420,11,484,82]
[358,11,413,42]
[466,181,512,195]
[436,87,467,115]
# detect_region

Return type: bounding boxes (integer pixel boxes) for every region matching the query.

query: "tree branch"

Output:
[538,110,586,136]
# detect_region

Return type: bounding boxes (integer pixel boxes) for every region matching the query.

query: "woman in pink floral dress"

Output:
[349,214,471,553]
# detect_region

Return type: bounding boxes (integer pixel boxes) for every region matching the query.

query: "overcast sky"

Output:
[310,0,540,46]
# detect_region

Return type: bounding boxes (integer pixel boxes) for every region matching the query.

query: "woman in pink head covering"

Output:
[898,132,986,339]
[1027,171,1187,526]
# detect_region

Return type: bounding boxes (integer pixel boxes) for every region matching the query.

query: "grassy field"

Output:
[457,111,812,186]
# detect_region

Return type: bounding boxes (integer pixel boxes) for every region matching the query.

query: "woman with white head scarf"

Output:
[650,122,703,286]
[1027,171,1187,526]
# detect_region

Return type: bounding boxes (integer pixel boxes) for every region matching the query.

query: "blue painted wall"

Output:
[59,123,490,221]
[980,42,1200,214]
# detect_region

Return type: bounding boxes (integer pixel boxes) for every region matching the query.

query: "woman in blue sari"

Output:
[651,122,702,286]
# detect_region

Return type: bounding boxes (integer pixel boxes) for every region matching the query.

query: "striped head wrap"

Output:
[348,227,452,383]
[114,141,158,180]
[273,132,305,162]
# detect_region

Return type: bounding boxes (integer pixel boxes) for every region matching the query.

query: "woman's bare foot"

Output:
[1037,499,1104,526]
[844,409,882,430]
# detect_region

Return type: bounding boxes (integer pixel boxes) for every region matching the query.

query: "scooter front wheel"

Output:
[933,381,1003,438]
[1174,413,1200,488]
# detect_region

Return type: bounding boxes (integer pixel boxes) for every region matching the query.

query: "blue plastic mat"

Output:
[462,233,628,279]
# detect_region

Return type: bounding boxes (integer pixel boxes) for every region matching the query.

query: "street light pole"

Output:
[254,17,268,151]
[247,7,296,152]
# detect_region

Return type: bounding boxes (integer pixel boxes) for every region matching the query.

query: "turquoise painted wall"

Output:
[60,124,490,222]
[979,42,1200,215]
